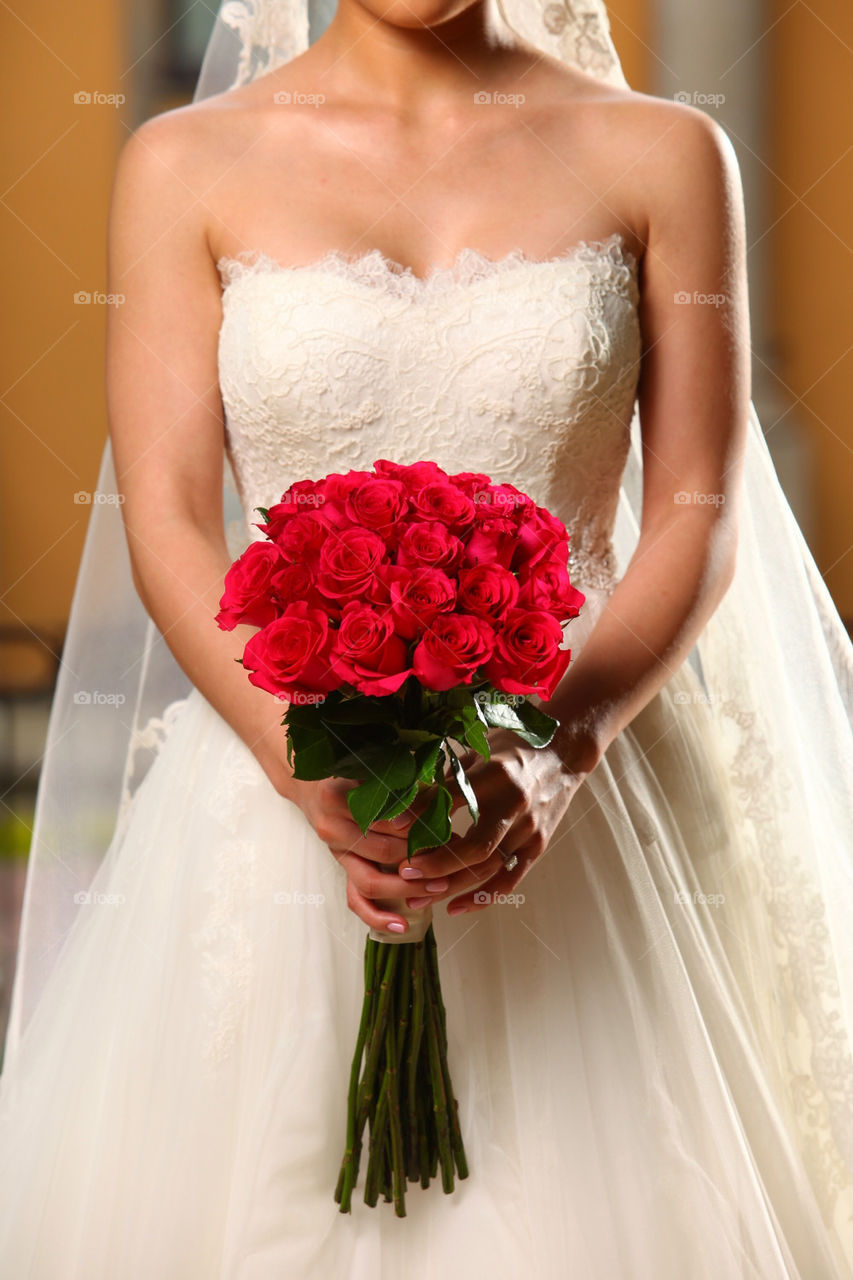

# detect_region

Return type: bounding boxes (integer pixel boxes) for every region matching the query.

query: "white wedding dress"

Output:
[1,232,852,1279]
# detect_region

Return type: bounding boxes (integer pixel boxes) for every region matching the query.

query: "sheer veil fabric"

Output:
[2,0,853,1273]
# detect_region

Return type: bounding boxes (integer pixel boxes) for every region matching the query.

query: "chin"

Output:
[361,0,484,30]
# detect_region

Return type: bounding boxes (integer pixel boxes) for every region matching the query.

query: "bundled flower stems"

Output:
[216,458,585,1214]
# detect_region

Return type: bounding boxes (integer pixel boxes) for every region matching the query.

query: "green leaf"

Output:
[512,700,560,749]
[407,783,453,857]
[373,779,420,823]
[445,740,479,826]
[413,737,443,785]
[333,741,409,782]
[461,715,491,760]
[288,725,338,780]
[319,697,400,726]
[255,506,270,521]
[346,750,418,835]
[477,698,527,735]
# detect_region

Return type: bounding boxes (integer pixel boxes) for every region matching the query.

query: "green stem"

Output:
[335,935,379,1211]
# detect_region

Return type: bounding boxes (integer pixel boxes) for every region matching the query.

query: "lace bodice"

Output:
[216,232,641,590]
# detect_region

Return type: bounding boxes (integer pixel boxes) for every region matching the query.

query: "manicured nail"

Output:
[392,811,411,828]
[426,878,449,894]
[399,865,423,880]
[406,896,432,909]
[447,904,471,916]
[386,921,406,933]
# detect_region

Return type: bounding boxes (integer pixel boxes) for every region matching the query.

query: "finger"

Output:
[399,813,509,880]
[336,851,450,901]
[402,847,506,907]
[346,878,411,935]
[445,842,532,915]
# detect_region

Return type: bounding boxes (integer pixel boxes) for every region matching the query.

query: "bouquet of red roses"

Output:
[217,458,584,1216]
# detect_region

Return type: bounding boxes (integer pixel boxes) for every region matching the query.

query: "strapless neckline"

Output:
[215,231,639,297]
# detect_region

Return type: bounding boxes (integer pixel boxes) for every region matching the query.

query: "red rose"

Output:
[412,614,496,691]
[396,521,463,572]
[389,567,457,640]
[456,563,520,620]
[344,476,409,537]
[275,512,328,563]
[216,541,285,631]
[315,525,389,600]
[484,608,572,699]
[270,562,329,613]
[330,602,413,696]
[472,482,532,525]
[461,517,517,569]
[517,556,585,620]
[512,504,569,572]
[409,481,476,532]
[260,479,329,540]
[373,459,449,494]
[448,471,493,499]
[241,602,340,700]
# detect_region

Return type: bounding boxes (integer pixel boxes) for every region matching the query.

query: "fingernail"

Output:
[426,878,449,894]
[392,811,411,828]
[399,865,423,880]
[406,896,432,909]
[447,904,470,916]
[386,921,406,933]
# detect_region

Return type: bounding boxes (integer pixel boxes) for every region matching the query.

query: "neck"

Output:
[313,0,520,111]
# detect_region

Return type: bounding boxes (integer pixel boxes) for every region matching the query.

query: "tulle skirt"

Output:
[0,611,851,1278]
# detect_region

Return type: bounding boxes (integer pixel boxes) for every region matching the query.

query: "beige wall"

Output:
[1,0,123,669]
[766,0,853,612]
[0,0,849,685]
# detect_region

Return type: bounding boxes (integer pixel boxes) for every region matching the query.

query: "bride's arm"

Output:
[105,112,301,798]
[539,104,750,775]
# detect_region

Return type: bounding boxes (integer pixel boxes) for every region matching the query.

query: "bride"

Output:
[1,0,852,1275]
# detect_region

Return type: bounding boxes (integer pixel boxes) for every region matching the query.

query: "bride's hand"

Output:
[393,728,598,916]
[285,774,441,932]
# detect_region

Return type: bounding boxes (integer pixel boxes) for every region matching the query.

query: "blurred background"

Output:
[0,0,851,1042]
